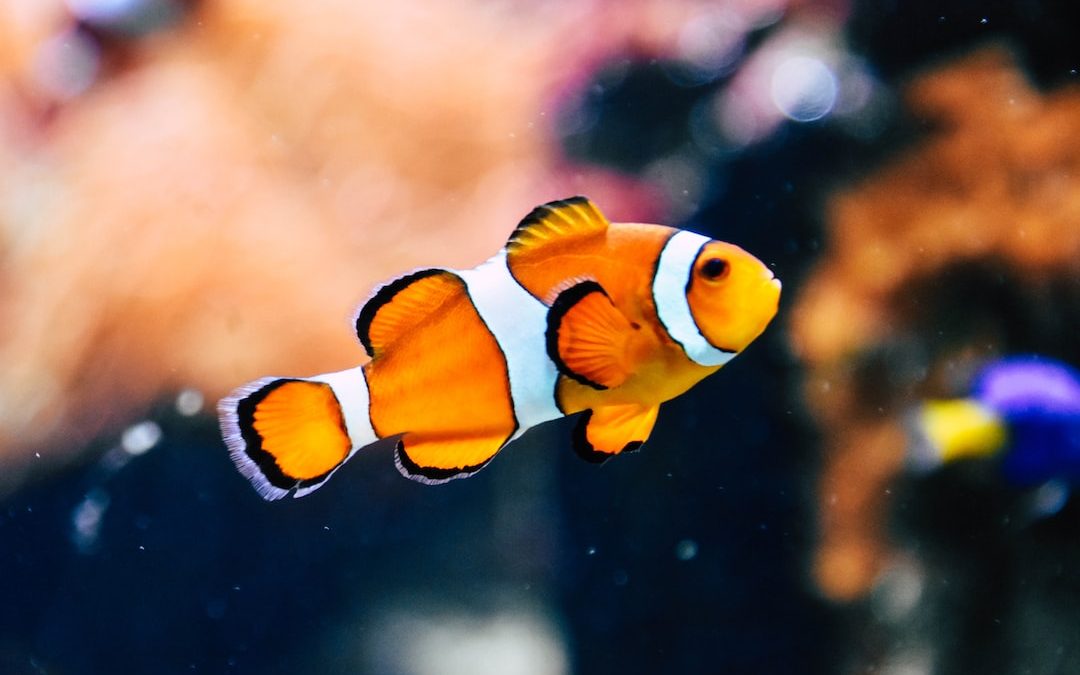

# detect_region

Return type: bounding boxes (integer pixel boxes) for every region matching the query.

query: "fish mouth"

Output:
[765,275,782,312]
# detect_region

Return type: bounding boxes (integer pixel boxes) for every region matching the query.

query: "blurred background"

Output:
[2,0,1079,673]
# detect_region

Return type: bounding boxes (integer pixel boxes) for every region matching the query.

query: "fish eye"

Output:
[700,257,729,281]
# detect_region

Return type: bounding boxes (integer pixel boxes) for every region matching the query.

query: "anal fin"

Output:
[572,404,659,463]
[395,434,505,484]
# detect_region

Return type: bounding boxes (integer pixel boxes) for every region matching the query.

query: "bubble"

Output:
[71,489,110,552]
[175,388,204,416]
[32,28,101,100]
[833,63,876,117]
[1029,480,1070,519]
[675,539,699,561]
[368,608,568,675]
[714,92,762,148]
[879,648,934,675]
[642,153,706,219]
[770,55,838,122]
[668,10,746,85]
[67,0,138,22]
[66,0,187,36]
[121,420,162,456]
[871,560,925,623]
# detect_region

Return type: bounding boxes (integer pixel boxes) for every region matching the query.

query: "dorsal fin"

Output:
[506,196,610,254]
[354,269,465,358]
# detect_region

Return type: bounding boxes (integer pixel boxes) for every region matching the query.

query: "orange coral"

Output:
[791,47,1080,600]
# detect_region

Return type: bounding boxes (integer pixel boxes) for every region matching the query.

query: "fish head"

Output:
[685,241,781,354]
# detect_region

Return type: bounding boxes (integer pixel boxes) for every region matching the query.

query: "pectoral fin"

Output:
[547,281,640,390]
[572,404,659,463]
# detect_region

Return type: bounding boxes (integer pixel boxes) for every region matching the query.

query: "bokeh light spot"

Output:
[32,29,101,100]
[121,420,162,456]
[675,539,699,561]
[770,55,838,122]
[175,388,205,417]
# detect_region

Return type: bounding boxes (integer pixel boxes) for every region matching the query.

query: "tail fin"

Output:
[218,367,375,500]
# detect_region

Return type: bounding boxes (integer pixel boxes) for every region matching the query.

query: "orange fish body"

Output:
[220,197,781,499]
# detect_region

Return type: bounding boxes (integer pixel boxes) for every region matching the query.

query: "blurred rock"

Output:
[1,0,734,494]
[790,47,1080,601]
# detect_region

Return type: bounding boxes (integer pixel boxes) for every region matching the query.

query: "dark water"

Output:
[0,369,824,675]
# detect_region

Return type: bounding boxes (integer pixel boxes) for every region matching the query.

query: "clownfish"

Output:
[219,197,781,500]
